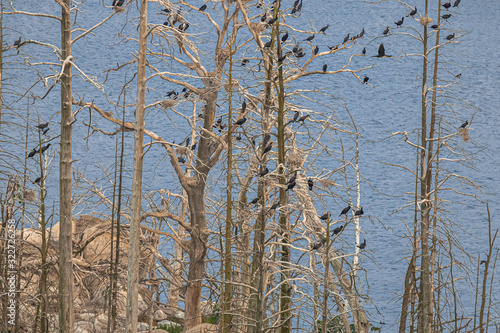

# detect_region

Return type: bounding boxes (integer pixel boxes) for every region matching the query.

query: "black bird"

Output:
[278,54,287,63]
[270,201,280,210]
[453,0,461,7]
[163,21,170,26]
[362,47,366,55]
[295,51,306,58]
[442,1,451,9]
[319,212,331,221]
[251,138,256,146]
[319,25,330,34]
[262,134,271,147]
[36,122,49,130]
[359,28,365,38]
[286,172,297,185]
[383,26,390,35]
[43,127,49,135]
[40,144,51,154]
[281,33,289,42]
[258,167,269,177]
[241,59,249,66]
[268,16,278,25]
[263,40,272,48]
[249,197,260,205]
[442,14,452,20]
[28,148,38,158]
[446,33,455,40]
[322,64,327,72]
[431,24,439,29]
[332,225,344,235]
[408,6,417,17]
[327,45,338,51]
[178,22,189,31]
[262,142,273,155]
[311,238,326,250]
[241,100,247,113]
[357,239,367,250]
[343,33,350,44]
[308,178,314,190]
[14,37,22,47]
[480,260,486,265]
[395,17,404,27]
[161,8,171,13]
[177,156,186,163]
[114,0,124,6]
[298,114,310,123]
[260,13,267,22]
[305,35,315,42]
[456,73,462,78]
[293,111,300,122]
[191,143,197,150]
[313,46,319,55]
[296,2,302,11]
[363,76,369,84]
[234,117,247,126]
[33,176,43,184]
[235,134,242,141]
[166,90,177,97]
[354,207,364,216]
[373,43,393,58]
[459,120,468,128]
[286,181,296,191]
[199,4,207,11]
[339,206,351,216]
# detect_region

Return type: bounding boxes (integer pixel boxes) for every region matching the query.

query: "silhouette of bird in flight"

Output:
[36,122,49,130]
[332,225,344,235]
[319,212,331,221]
[446,33,455,40]
[308,178,314,190]
[14,37,22,47]
[339,206,351,216]
[199,4,207,11]
[395,17,404,26]
[363,76,369,84]
[459,120,468,128]
[408,6,417,17]
[354,207,364,216]
[442,14,452,20]
[357,239,367,249]
[28,148,38,158]
[319,25,330,34]
[442,1,451,9]
[362,47,366,55]
[383,27,390,35]
[234,116,247,126]
[453,0,461,7]
[373,44,392,58]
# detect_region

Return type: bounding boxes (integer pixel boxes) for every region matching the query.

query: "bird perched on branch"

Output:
[442,14,452,20]
[442,1,451,9]
[408,6,417,17]
[36,122,49,130]
[178,22,189,32]
[14,37,22,48]
[112,0,124,7]
[395,17,404,27]
[241,59,249,66]
[362,47,366,55]
[319,212,331,221]
[339,206,351,217]
[286,181,296,191]
[343,34,350,44]
[263,40,272,48]
[311,238,326,250]
[305,35,315,42]
[308,179,314,190]
[177,156,186,164]
[460,120,468,128]
[357,239,367,250]
[281,32,289,42]
[446,33,455,40]
[332,225,344,235]
[383,27,390,35]
[354,207,364,216]
[319,25,330,34]
[28,148,38,158]
[269,201,280,211]
[40,144,51,154]
[322,64,327,72]
[313,46,319,55]
[34,176,43,184]
[453,0,461,7]
[363,76,369,84]
[373,44,393,58]
[268,16,278,25]
[258,167,269,177]
[199,4,207,11]
[298,114,310,123]
[262,142,273,155]
[249,197,260,205]
[234,116,247,126]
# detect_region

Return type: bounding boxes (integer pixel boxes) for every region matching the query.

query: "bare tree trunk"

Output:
[125,0,148,331]
[58,0,74,331]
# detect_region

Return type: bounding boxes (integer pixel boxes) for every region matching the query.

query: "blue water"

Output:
[3,0,500,330]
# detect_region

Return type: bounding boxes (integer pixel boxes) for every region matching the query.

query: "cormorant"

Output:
[319,212,331,221]
[354,207,364,216]
[34,176,43,184]
[268,16,278,25]
[43,127,49,134]
[298,114,310,123]
[295,52,306,58]
[395,17,404,27]
[320,25,330,34]
[278,54,287,62]
[241,100,247,113]
[166,90,177,97]
[313,46,319,55]
[459,120,468,128]
[363,76,369,84]
[453,0,461,7]
[28,148,38,158]
[322,64,327,72]
[178,22,189,31]
[383,27,390,35]
[442,14,452,20]
[359,28,365,38]
[286,172,297,185]
[357,239,367,249]
[14,37,22,47]
[161,8,171,13]
[442,1,451,9]
[249,197,260,205]
[163,21,170,26]
[339,206,351,216]
[293,111,300,122]
[362,47,366,55]
[36,122,49,130]
[199,4,207,11]
[456,73,462,78]
[328,45,338,51]
[446,33,455,40]
[260,13,267,22]
[270,201,280,210]
[286,181,296,191]
[234,117,247,126]
[373,43,393,58]
[408,6,417,17]
[262,142,273,155]
[178,156,186,163]
[258,167,269,177]
[343,33,350,44]
[113,0,124,6]
[40,144,51,154]
[241,59,249,66]
[263,40,272,48]
[191,143,197,150]
[308,178,314,190]
[431,24,438,29]
[311,238,325,250]
[281,33,289,42]
[332,225,344,235]
[480,260,486,265]
[235,134,242,141]
[305,35,315,42]
[262,134,271,147]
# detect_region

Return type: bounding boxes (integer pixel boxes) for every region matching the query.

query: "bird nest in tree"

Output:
[23,189,37,202]
[224,79,239,92]
[249,22,266,34]
[114,6,125,13]
[420,16,433,26]
[459,128,469,142]
[287,150,305,170]
[319,179,337,188]
[160,99,179,110]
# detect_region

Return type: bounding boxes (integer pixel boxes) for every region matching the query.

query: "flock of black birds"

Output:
[27,123,52,184]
